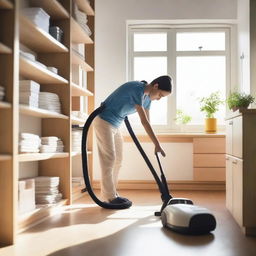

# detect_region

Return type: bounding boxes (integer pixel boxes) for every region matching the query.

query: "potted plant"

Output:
[175,109,192,131]
[199,91,223,133]
[227,91,255,112]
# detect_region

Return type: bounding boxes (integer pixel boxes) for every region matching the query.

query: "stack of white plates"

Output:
[19,133,41,153]
[0,86,5,101]
[40,136,64,153]
[39,92,61,113]
[34,176,62,204]
[72,130,82,152]
[19,80,40,108]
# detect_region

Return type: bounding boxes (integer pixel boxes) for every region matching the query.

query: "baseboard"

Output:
[92,180,225,191]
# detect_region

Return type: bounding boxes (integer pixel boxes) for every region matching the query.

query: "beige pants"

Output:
[94,116,123,201]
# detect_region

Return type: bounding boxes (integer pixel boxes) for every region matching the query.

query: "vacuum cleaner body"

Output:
[161,203,216,235]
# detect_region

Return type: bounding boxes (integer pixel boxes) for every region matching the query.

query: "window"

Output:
[128,26,230,131]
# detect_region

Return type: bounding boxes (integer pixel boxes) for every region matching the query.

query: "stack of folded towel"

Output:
[39,92,61,113]
[19,133,41,153]
[72,2,92,36]
[19,80,40,108]
[72,129,82,152]
[34,176,62,204]
[40,136,64,153]
[0,86,5,101]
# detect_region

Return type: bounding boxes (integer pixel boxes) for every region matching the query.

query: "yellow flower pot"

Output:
[205,118,217,133]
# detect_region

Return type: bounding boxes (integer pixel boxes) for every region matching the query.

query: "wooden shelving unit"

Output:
[18,152,69,162]
[0,101,12,108]
[0,154,12,161]
[0,0,13,9]
[71,18,94,44]
[72,51,93,72]
[0,42,12,53]
[71,116,87,125]
[28,0,69,19]
[20,15,69,53]
[19,104,69,119]
[20,56,69,84]
[71,82,93,96]
[0,0,95,245]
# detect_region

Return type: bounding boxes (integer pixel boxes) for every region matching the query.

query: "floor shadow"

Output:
[46,213,215,256]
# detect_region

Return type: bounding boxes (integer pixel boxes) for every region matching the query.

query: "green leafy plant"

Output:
[175,109,192,125]
[199,91,223,118]
[227,91,255,111]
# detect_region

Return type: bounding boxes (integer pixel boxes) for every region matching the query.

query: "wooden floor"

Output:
[1,190,256,256]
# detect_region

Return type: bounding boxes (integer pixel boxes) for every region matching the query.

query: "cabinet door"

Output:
[226,156,233,212]
[232,157,243,227]
[232,116,243,158]
[226,120,233,155]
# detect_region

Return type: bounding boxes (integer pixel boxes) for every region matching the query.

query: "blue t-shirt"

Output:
[99,81,151,128]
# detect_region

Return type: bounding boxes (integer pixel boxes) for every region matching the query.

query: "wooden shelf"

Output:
[71,82,93,96]
[75,0,94,16]
[71,151,92,157]
[71,116,87,125]
[71,152,81,157]
[0,0,13,9]
[71,18,93,44]
[72,51,93,72]
[18,152,69,162]
[20,15,69,53]
[29,0,69,19]
[20,105,69,119]
[0,154,11,161]
[20,56,69,84]
[18,199,68,232]
[0,101,11,109]
[0,42,12,54]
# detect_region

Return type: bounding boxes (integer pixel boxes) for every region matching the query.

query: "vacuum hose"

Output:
[82,105,171,210]
[81,105,131,209]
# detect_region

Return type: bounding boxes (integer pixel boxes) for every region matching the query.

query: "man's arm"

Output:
[135,104,166,157]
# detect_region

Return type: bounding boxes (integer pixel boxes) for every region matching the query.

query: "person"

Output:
[94,75,173,206]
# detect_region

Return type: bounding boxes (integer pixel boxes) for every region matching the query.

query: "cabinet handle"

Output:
[229,121,233,125]
[232,160,237,164]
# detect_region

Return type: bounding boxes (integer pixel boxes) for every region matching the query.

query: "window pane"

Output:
[134,57,167,82]
[134,33,167,52]
[132,56,168,125]
[177,32,225,51]
[176,56,226,124]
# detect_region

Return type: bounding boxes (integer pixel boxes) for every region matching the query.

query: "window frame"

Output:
[127,24,232,133]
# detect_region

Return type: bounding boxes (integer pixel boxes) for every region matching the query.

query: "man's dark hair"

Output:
[150,75,172,92]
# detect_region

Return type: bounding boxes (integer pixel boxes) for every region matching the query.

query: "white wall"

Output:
[93,0,237,182]
[237,0,250,93]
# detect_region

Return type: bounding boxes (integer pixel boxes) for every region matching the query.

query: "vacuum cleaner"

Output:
[82,105,217,235]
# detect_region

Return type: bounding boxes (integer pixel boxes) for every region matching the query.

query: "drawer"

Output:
[193,154,225,167]
[193,138,226,153]
[194,167,225,181]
